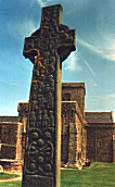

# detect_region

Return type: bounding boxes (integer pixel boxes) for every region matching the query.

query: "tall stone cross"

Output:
[22,4,76,187]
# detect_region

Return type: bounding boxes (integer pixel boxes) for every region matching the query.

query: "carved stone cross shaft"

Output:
[22,4,76,187]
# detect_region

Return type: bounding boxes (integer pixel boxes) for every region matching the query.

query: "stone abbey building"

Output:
[0,82,115,172]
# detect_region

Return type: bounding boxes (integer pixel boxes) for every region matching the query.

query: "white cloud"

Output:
[19,20,37,37]
[63,49,98,87]
[94,94,115,100]
[93,94,115,110]
[64,52,82,72]
[64,0,93,15]
[83,59,96,80]
[37,0,46,7]
[92,82,98,87]
[7,19,37,40]
[87,94,115,112]
[36,0,53,7]
[78,38,102,54]
[78,38,115,62]
[77,52,98,85]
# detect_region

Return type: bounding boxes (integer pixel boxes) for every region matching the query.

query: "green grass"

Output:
[0,173,18,180]
[0,173,21,187]
[0,181,21,187]
[0,163,115,187]
[61,162,115,187]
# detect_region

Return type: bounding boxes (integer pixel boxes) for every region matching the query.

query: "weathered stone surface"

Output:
[86,127,113,162]
[61,101,84,165]
[85,112,114,162]
[1,83,115,174]
[22,4,76,187]
[18,83,86,165]
[113,130,115,162]
[81,127,87,161]
[62,83,85,116]
[61,102,77,163]
[0,122,23,161]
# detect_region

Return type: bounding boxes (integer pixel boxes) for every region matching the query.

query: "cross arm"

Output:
[57,25,76,62]
[23,36,41,63]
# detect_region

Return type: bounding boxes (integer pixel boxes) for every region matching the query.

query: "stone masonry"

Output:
[0,117,23,172]
[85,112,115,162]
[17,83,86,166]
[62,100,86,166]
[22,4,76,187]
[62,83,85,116]
[0,83,115,173]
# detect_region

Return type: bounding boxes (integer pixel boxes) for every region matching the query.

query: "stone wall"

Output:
[81,126,87,161]
[0,123,17,159]
[18,103,28,132]
[62,83,85,115]
[17,83,86,164]
[0,122,23,161]
[62,101,77,163]
[85,112,115,162]
[1,83,115,166]
[0,116,19,123]
[86,126,113,162]
[61,101,84,164]
[17,100,84,165]
[1,81,115,172]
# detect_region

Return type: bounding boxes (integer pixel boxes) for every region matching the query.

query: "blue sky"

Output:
[0,0,115,115]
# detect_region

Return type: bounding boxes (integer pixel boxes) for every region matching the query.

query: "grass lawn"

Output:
[0,173,18,180]
[0,181,21,187]
[0,173,21,187]
[61,162,115,187]
[0,162,115,187]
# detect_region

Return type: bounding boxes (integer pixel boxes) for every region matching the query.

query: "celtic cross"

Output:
[22,4,76,187]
